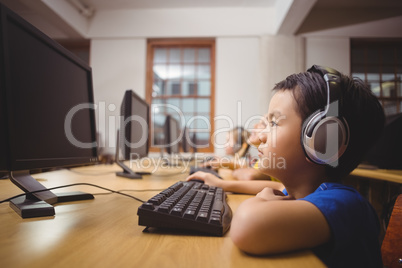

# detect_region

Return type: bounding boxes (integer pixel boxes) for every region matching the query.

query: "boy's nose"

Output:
[258,131,267,144]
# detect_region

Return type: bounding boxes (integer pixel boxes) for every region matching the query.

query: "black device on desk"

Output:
[0,3,98,218]
[179,126,198,161]
[115,90,150,178]
[137,181,232,236]
[153,114,183,166]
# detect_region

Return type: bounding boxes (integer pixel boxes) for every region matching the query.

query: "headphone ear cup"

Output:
[302,111,325,163]
[302,112,349,165]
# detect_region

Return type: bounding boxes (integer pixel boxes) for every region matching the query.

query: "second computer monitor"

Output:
[182,126,197,153]
[164,115,181,155]
[115,90,149,179]
[119,90,149,160]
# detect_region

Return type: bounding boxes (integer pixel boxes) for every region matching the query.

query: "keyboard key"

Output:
[184,209,196,219]
[196,212,208,222]
[141,202,155,210]
[210,216,222,225]
[157,205,170,213]
[212,200,224,213]
[171,207,184,216]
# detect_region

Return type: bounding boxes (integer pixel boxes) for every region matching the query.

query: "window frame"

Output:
[145,38,216,152]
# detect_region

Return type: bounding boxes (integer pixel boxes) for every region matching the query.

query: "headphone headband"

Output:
[307,65,343,112]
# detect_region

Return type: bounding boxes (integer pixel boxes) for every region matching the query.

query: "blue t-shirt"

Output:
[283,183,382,268]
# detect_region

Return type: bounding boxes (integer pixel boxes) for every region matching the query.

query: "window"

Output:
[146,39,215,152]
[351,39,402,116]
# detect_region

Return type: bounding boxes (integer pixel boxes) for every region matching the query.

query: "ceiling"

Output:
[82,0,277,10]
[0,0,401,39]
[297,0,402,34]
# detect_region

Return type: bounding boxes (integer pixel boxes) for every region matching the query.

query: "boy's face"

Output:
[248,118,267,146]
[257,90,307,178]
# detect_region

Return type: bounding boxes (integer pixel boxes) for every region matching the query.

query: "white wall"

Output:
[88,8,274,38]
[305,37,350,74]
[214,37,261,155]
[213,35,304,156]
[90,38,146,152]
[263,35,305,92]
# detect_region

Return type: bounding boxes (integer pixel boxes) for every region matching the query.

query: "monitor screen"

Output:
[0,4,98,171]
[119,90,149,160]
[0,3,98,218]
[164,115,181,155]
[115,90,150,179]
[182,126,197,153]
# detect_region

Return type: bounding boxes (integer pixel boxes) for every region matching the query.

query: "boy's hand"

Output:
[186,171,222,188]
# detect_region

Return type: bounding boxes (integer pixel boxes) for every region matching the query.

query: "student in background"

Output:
[202,126,252,170]
[188,65,384,267]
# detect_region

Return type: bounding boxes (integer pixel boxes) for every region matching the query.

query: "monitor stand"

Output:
[9,170,94,218]
[114,129,144,179]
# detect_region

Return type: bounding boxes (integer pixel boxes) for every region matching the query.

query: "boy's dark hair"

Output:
[273,69,385,180]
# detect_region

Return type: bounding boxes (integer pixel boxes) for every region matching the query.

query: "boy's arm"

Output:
[202,158,250,170]
[232,168,272,181]
[230,188,331,255]
[187,172,284,194]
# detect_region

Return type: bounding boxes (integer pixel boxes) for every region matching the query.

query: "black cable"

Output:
[67,167,186,177]
[0,183,159,204]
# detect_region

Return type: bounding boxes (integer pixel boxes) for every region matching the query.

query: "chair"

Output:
[381,194,402,268]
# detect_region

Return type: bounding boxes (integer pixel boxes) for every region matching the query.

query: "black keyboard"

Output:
[137,181,232,236]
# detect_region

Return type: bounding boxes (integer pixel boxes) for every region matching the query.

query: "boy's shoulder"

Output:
[300,182,382,267]
[300,182,372,214]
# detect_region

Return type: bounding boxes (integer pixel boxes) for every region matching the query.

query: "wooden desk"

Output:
[346,168,402,242]
[351,168,402,184]
[0,164,324,268]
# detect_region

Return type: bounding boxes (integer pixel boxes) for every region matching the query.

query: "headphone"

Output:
[301,65,350,166]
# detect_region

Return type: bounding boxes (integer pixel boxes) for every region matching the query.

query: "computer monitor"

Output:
[115,89,150,179]
[361,113,402,170]
[182,126,197,154]
[164,114,181,155]
[0,3,98,218]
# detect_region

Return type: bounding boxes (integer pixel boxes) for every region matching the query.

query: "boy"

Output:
[187,65,384,267]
